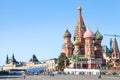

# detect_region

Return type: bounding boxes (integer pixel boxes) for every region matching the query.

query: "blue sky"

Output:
[0,0,120,66]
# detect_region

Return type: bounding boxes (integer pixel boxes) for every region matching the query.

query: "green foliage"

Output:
[112,72,117,75]
[70,54,80,62]
[56,52,69,71]
[106,63,112,68]
[101,71,107,75]
[115,62,119,66]
[115,59,120,66]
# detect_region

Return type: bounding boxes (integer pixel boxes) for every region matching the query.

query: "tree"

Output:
[56,52,69,71]
[106,63,112,69]
[115,59,120,68]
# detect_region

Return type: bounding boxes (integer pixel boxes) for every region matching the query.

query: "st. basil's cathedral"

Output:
[62,6,104,69]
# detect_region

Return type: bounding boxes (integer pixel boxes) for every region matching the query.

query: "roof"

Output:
[76,6,84,27]
[10,54,19,64]
[84,27,95,38]
[74,6,86,38]
[63,29,71,38]
[29,54,39,63]
[102,45,111,56]
[73,40,80,45]
[95,29,103,40]
[26,66,46,73]
[113,37,119,52]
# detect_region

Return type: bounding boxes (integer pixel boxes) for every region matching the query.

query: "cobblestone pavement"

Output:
[1,74,120,80]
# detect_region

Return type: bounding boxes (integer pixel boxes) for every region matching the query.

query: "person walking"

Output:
[22,71,26,79]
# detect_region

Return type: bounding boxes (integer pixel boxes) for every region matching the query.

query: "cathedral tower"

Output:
[62,29,73,57]
[84,27,95,68]
[84,27,95,58]
[94,29,103,58]
[74,6,86,55]
[61,6,104,69]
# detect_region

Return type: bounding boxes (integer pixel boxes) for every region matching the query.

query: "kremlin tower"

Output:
[61,6,103,69]
[112,36,120,60]
[94,29,103,59]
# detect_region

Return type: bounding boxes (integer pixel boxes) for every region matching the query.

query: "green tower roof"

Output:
[95,29,103,40]
[73,40,80,45]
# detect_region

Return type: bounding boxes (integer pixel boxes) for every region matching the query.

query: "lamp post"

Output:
[81,62,82,68]
[64,59,67,68]
[75,55,78,69]
[76,61,77,69]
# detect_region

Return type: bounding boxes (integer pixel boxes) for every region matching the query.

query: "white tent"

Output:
[64,68,100,75]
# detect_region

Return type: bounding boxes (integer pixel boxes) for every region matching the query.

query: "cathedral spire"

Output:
[12,53,15,61]
[74,6,86,38]
[113,36,119,52]
[11,53,18,64]
[29,54,39,63]
[76,6,84,27]
[112,36,120,60]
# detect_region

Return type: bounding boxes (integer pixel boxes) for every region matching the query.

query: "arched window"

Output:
[116,53,118,58]
[113,54,115,58]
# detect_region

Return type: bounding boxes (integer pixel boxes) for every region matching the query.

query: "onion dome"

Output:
[95,29,103,40]
[63,29,71,38]
[84,27,95,38]
[73,40,80,45]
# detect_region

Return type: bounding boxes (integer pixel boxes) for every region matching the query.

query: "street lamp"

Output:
[75,55,78,69]
[76,61,77,69]
[64,59,67,68]
[81,62,82,68]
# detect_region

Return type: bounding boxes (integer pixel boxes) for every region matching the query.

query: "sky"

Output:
[0,0,120,66]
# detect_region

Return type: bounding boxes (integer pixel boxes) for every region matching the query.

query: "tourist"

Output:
[22,71,26,79]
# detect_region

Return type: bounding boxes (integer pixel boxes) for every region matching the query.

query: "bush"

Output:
[112,72,117,75]
[101,71,107,75]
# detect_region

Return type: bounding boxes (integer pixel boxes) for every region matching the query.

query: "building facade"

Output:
[3,54,57,72]
[62,6,103,69]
